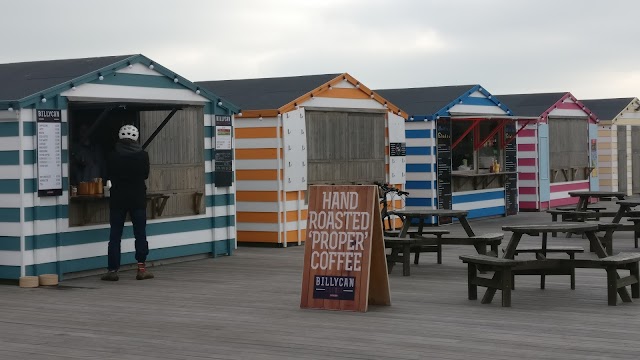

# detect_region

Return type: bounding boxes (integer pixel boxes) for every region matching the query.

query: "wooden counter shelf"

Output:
[70,192,176,224]
[451,171,516,190]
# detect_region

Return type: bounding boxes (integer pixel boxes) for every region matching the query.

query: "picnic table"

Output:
[461,223,639,306]
[389,209,475,237]
[568,191,626,211]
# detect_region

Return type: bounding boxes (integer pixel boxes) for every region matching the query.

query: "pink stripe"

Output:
[518,158,536,166]
[518,173,536,180]
[518,144,535,151]
[518,129,536,137]
[556,102,582,110]
[518,187,537,195]
[550,181,589,193]
[540,201,550,210]
[550,197,579,208]
[519,201,539,210]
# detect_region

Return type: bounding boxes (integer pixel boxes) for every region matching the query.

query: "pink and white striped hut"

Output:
[496,92,599,211]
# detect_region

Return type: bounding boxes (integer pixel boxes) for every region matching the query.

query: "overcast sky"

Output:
[2,0,639,99]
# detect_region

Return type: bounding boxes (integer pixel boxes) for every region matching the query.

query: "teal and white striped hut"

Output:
[0,55,239,280]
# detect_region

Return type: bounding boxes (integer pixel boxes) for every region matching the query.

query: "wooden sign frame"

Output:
[300,185,391,312]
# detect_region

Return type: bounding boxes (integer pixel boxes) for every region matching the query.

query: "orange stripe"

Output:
[236,127,278,139]
[235,149,279,159]
[236,169,283,181]
[237,230,308,244]
[237,210,304,223]
[236,191,305,202]
[236,110,280,118]
[316,88,371,99]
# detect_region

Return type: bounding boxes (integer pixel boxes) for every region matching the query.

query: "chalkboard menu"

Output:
[436,118,452,224]
[36,110,63,197]
[504,122,518,215]
[389,143,406,157]
[214,115,233,187]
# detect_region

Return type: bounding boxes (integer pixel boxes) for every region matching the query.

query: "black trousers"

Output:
[107,207,148,271]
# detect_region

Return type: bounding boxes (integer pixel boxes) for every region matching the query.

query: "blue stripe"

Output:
[24,178,69,193]
[406,129,431,139]
[24,122,68,137]
[406,146,432,156]
[0,150,19,165]
[25,215,235,250]
[91,73,186,89]
[406,181,435,190]
[0,208,21,222]
[465,206,506,219]
[23,150,69,165]
[0,236,21,251]
[0,179,20,194]
[460,97,500,107]
[24,205,69,222]
[452,189,505,203]
[406,198,433,207]
[0,122,19,137]
[407,164,432,173]
[0,265,21,279]
[21,240,234,278]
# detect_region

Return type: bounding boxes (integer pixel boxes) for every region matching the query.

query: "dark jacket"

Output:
[107,141,150,209]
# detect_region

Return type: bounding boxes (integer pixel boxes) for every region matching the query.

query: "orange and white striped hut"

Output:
[197,74,408,246]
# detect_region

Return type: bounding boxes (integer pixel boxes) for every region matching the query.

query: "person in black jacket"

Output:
[101,124,154,281]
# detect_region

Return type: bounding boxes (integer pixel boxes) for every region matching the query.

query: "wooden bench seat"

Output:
[440,233,503,257]
[556,206,606,212]
[570,252,640,305]
[384,228,448,238]
[384,231,449,276]
[459,254,532,307]
[507,246,584,290]
[627,218,640,248]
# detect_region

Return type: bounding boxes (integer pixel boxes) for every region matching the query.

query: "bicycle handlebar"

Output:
[374,182,409,197]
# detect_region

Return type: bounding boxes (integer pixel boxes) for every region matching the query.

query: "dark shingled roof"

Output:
[0,55,135,101]
[375,85,476,116]
[494,93,567,117]
[580,98,635,120]
[196,74,341,110]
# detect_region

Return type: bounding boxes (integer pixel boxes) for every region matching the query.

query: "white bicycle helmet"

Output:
[118,125,139,141]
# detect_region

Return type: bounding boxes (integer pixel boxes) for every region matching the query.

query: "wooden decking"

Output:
[1,204,640,359]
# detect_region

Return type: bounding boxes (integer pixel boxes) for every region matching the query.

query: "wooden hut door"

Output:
[618,126,627,193]
[139,107,206,217]
[632,127,640,194]
[305,111,386,186]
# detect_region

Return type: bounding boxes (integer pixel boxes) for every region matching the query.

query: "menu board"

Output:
[436,118,452,224]
[504,122,518,215]
[37,110,63,197]
[300,185,390,312]
[389,143,406,157]
[214,115,233,187]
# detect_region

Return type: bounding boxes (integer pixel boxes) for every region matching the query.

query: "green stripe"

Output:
[24,178,69,193]
[0,265,21,279]
[24,122,68,137]
[23,150,69,165]
[25,215,235,250]
[204,126,213,138]
[24,205,69,222]
[0,208,20,222]
[0,236,21,251]
[0,122,19,137]
[205,193,234,207]
[0,150,19,165]
[205,149,213,161]
[205,172,214,184]
[0,179,20,194]
[21,240,233,278]
[91,73,187,89]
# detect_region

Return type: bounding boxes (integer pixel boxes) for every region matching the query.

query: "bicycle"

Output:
[374,181,409,234]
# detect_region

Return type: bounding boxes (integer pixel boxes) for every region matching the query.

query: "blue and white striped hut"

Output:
[376,85,522,220]
[0,55,239,280]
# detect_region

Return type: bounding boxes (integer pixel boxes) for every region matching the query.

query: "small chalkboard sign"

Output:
[300,185,391,312]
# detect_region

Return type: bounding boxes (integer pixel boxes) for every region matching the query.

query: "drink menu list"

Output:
[37,110,63,197]
[504,122,518,216]
[214,115,233,187]
[436,118,452,224]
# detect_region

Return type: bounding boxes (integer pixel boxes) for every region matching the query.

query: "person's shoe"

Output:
[101,271,119,281]
[136,269,154,280]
